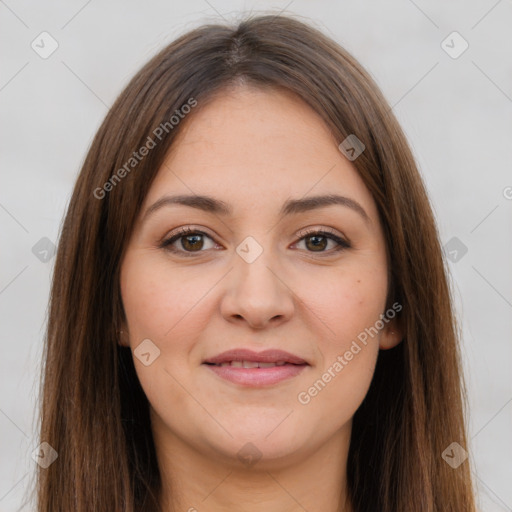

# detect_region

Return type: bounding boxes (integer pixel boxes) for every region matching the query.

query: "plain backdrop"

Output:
[1,1,511,510]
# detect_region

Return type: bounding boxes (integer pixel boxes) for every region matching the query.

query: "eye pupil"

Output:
[182,234,203,251]
[306,235,327,251]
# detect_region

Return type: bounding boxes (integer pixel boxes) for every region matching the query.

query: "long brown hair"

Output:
[36,13,477,511]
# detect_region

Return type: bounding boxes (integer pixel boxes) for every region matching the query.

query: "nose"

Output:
[220,250,295,330]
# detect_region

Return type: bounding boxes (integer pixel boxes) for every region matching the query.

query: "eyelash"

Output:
[159,226,351,257]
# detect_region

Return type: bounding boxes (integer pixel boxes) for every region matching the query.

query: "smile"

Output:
[202,361,308,386]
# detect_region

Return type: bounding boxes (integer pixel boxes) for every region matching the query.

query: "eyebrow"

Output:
[142,193,371,225]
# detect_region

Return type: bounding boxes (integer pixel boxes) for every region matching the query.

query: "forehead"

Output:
[143,85,378,221]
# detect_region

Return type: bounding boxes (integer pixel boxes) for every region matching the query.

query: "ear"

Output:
[379,317,404,350]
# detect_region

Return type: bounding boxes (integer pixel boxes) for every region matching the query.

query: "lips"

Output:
[202,348,308,366]
[202,348,309,387]
[202,348,310,387]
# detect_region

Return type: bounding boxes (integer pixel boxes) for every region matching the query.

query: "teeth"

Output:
[242,361,260,368]
[215,360,290,368]
[258,362,278,368]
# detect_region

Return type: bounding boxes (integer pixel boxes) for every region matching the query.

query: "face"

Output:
[119,85,402,468]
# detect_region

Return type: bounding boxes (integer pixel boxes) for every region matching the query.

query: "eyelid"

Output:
[162,225,216,243]
[294,225,347,242]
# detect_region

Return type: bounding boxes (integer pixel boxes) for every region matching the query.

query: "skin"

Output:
[119,85,403,512]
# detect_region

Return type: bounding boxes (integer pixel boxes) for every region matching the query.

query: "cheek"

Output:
[120,260,171,339]
[120,255,212,421]
[292,264,386,424]
[299,261,388,347]
[120,254,214,343]
[120,253,224,411]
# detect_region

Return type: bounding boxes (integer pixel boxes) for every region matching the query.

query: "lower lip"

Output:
[203,363,308,386]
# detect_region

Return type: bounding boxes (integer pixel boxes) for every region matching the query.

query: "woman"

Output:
[36,13,477,512]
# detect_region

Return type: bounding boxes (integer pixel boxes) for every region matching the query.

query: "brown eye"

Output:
[160,228,217,255]
[295,229,351,254]
[304,234,329,252]
[180,233,204,251]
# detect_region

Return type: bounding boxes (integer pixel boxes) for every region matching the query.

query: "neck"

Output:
[153,414,354,512]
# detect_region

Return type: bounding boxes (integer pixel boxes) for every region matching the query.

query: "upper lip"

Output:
[203,348,308,365]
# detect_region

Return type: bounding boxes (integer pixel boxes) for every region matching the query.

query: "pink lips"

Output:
[202,348,309,387]
[203,348,307,365]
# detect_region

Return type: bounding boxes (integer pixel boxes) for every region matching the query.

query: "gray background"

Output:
[1,0,511,510]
